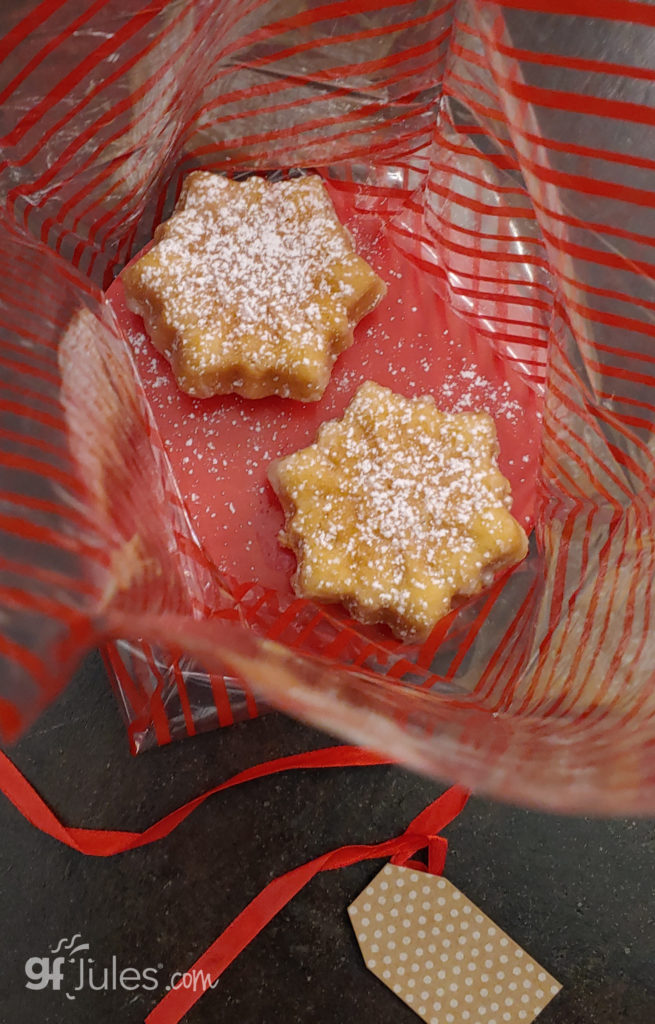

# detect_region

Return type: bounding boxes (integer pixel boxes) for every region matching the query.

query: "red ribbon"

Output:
[0,744,469,1023]
[146,783,469,1024]
[0,745,393,855]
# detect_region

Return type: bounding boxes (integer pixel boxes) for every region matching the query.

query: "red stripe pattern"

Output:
[1,0,453,288]
[0,207,239,739]
[4,0,655,810]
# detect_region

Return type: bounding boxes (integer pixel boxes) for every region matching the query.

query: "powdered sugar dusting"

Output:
[271,381,528,640]
[122,173,385,400]
[440,363,522,422]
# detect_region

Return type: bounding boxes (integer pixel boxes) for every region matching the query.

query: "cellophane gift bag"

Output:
[3,0,655,813]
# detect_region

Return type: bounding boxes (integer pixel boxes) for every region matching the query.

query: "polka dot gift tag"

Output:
[349,864,560,1024]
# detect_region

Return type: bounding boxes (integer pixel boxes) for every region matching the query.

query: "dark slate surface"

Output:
[0,651,654,1023]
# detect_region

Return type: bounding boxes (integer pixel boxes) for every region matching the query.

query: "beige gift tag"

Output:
[349,864,561,1024]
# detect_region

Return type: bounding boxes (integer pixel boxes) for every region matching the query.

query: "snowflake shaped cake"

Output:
[121,172,386,400]
[268,381,529,641]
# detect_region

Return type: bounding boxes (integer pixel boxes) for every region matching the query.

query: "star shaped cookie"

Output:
[268,381,528,641]
[121,172,386,400]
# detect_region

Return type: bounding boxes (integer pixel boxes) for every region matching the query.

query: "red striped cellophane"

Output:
[2,0,655,813]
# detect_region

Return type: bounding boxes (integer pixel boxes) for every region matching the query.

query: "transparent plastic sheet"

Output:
[3,0,655,812]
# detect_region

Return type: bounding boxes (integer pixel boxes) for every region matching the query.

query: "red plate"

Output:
[106,181,540,623]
